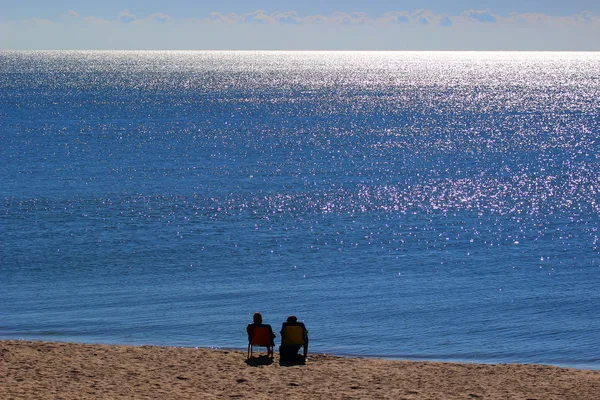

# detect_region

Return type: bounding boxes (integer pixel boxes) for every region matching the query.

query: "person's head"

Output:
[253,312,263,324]
[286,315,297,323]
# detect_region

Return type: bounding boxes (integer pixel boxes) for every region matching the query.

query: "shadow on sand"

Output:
[245,355,274,367]
[279,354,306,367]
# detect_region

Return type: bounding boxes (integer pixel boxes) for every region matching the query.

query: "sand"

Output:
[1,340,599,399]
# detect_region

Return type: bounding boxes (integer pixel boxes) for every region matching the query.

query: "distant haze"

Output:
[1,1,600,50]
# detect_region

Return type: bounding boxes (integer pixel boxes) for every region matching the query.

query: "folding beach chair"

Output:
[279,324,308,360]
[247,325,274,359]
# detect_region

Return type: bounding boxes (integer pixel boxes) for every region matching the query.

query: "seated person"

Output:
[279,315,309,359]
[246,312,276,357]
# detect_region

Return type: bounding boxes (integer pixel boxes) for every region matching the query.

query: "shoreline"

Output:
[2,340,599,399]
[3,336,597,371]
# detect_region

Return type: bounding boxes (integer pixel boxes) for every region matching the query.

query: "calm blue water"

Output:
[1,51,600,369]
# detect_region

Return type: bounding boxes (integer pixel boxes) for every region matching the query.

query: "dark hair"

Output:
[286,315,297,323]
[253,312,263,324]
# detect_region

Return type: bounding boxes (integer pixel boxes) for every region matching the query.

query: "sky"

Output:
[1,1,599,50]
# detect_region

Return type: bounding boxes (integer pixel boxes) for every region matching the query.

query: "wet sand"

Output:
[1,340,599,399]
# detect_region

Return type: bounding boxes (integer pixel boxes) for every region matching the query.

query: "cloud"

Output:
[505,10,599,25]
[301,14,332,24]
[411,9,437,25]
[272,11,301,24]
[439,16,453,27]
[573,11,595,22]
[245,10,275,24]
[464,9,497,23]
[506,12,552,24]
[207,10,371,25]
[377,12,411,24]
[376,10,454,26]
[83,9,599,28]
[149,13,172,24]
[4,8,600,51]
[565,11,599,25]
[209,12,236,24]
[331,12,371,25]
[208,11,271,24]
[118,9,136,24]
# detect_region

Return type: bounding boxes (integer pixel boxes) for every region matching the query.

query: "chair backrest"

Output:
[281,324,305,345]
[249,326,272,346]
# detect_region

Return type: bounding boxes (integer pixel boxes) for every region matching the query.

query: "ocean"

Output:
[1,51,599,369]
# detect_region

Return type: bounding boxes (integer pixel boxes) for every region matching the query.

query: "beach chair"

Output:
[247,326,274,358]
[279,324,308,360]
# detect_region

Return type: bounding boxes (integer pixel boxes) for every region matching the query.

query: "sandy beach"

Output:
[1,340,599,399]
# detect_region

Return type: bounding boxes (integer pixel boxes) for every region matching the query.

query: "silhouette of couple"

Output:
[246,312,309,359]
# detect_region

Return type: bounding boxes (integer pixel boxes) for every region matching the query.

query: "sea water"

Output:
[1,51,599,369]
